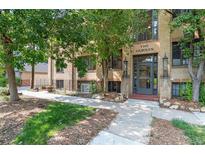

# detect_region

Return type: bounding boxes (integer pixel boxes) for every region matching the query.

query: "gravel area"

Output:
[149,118,189,145]
[0,96,50,144]
[48,109,117,145]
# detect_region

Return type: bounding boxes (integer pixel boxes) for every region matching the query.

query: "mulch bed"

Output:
[0,96,117,145]
[0,96,50,145]
[48,109,117,145]
[149,118,189,145]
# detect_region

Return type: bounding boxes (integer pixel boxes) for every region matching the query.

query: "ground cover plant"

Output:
[14,102,95,144]
[172,119,205,145]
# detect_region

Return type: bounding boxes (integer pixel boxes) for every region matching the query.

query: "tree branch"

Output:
[165,9,174,16]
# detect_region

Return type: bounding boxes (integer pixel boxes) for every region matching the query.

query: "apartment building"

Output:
[20,63,48,87]
[48,9,205,100]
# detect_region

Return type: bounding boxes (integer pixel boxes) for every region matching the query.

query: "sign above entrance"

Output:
[133,41,160,55]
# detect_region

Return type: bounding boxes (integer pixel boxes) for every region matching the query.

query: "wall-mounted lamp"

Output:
[163,53,168,78]
[123,58,128,78]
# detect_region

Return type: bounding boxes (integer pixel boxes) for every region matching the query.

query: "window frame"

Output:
[80,56,96,71]
[56,80,64,89]
[172,42,189,67]
[171,82,186,98]
[137,10,158,41]
[108,51,123,70]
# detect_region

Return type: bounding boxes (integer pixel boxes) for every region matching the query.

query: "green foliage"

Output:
[179,82,205,106]
[0,10,54,69]
[14,102,95,144]
[170,10,205,102]
[0,75,7,87]
[84,10,147,63]
[74,57,88,78]
[0,87,9,96]
[48,10,89,72]
[180,82,193,101]
[15,77,21,86]
[199,84,205,106]
[90,81,97,94]
[172,119,205,145]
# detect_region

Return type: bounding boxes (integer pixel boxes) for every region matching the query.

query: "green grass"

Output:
[13,102,95,145]
[172,119,205,145]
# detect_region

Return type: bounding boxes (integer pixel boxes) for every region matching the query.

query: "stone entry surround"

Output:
[18,89,205,145]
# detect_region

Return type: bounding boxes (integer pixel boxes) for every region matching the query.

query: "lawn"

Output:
[172,119,205,145]
[13,102,95,145]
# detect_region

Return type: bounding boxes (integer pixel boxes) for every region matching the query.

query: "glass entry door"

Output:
[137,63,153,94]
[133,54,158,95]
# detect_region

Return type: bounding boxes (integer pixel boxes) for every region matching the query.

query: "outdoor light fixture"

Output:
[123,58,128,78]
[163,53,168,78]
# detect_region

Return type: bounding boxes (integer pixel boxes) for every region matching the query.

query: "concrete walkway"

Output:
[19,89,205,145]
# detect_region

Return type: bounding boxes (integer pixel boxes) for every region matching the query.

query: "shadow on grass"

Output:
[13,102,95,145]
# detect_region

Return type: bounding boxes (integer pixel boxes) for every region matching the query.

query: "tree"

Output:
[0,10,54,101]
[23,47,47,89]
[78,10,147,92]
[47,10,90,89]
[170,10,205,102]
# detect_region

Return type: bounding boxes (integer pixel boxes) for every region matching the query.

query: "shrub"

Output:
[89,81,97,94]
[0,87,9,96]
[179,82,205,106]
[16,77,21,86]
[199,84,205,106]
[180,82,192,101]
[0,76,7,87]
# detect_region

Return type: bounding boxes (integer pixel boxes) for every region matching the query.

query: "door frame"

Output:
[133,54,158,95]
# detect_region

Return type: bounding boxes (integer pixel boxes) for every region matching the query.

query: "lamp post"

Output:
[163,53,168,78]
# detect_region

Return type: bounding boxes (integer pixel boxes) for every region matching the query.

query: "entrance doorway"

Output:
[133,54,158,95]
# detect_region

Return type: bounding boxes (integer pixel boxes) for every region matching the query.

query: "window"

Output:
[56,80,64,89]
[108,50,122,69]
[108,81,121,93]
[137,10,158,41]
[78,81,91,93]
[80,83,91,93]
[172,42,189,66]
[172,82,186,97]
[81,56,96,70]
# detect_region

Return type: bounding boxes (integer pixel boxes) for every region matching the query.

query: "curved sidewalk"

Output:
[19,90,205,145]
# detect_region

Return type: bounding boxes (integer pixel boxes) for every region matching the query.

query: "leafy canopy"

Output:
[0,10,56,70]
[170,10,205,65]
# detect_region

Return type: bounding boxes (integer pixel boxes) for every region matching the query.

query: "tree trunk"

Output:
[72,64,75,91]
[102,60,109,92]
[188,56,205,102]
[6,63,19,101]
[31,63,35,89]
[192,79,200,102]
